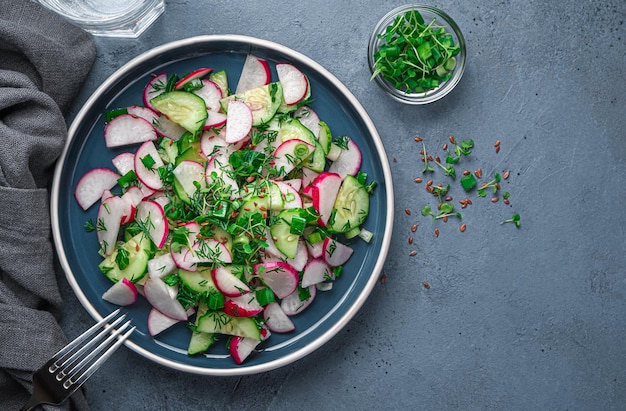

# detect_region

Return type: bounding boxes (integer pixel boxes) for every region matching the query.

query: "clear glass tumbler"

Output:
[36,0,165,38]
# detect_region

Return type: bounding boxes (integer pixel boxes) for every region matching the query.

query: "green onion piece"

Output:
[289,216,307,236]
[106,107,128,122]
[255,288,275,306]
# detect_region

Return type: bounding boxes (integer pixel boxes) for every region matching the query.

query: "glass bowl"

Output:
[368,4,466,104]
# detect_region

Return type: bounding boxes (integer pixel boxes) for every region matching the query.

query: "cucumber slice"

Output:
[188,302,216,355]
[196,311,261,340]
[278,117,316,145]
[150,91,208,135]
[159,137,179,164]
[318,121,332,155]
[178,267,219,294]
[99,233,150,283]
[209,69,229,97]
[222,82,283,126]
[269,209,303,258]
[240,180,284,213]
[327,174,370,234]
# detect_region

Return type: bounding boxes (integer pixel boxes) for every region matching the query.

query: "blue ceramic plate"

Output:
[51,35,394,376]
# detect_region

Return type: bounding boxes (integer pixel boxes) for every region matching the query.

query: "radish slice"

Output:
[96,195,126,256]
[225,100,252,144]
[235,54,271,94]
[311,172,342,226]
[328,137,362,180]
[205,157,239,197]
[174,238,233,271]
[74,168,119,210]
[301,258,333,288]
[143,73,167,113]
[223,294,263,317]
[272,139,314,176]
[294,106,321,138]
[120,186,144,207]
[263,302,295,333]
[143,278,188,321]
[126,105,159,125]
[204,110,227,129]
[101,278,137,306]
[301,167,319,189]
[274,180,303,209]
[111,152,135,176]
[104,114,157,148]
[281,285,316,316]
[193,79,223,111]
[322,237,354,267]
[135,200,168,249]
[276,63,308,105]
[153,113,187,140]
[253,261,298,299]
[212,266,251,297]
[175,67,212,90]
[134,141,165,190]
[148,252,177,279]
[148,307,196,336]
[229,333,266,365]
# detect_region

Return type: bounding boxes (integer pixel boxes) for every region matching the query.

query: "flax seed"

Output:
[474,168,483,178]
[408,236,413,244]
[445,196,453,202]
[463,170,470,176]
[503,170,510,180]
[411,224,418,232]
[414,177,423,183]
[414,136,423,142]
[494,139,501,147]
[442,143,448,151]
[409,250,417,256]
[405,208,411,215]
[460,224,467,232]
[496,145,501,153]
[449,136,456,144]
[491,197,499,203]
[434,228,439,237]
[422,282,431,289]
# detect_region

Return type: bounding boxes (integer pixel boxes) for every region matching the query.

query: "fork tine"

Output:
[49,308,122,371]
[66,324,136,390]
[58,319,133,385]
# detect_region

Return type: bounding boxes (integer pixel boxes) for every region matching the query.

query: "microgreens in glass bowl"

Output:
[368,5,466,104]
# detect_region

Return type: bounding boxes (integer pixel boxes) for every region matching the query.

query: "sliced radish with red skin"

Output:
[119,198,136,225]
[148,252,177,279]
[121,186,144,207]
[175,67,212,90]
[304,227,324,258]
[228,335,260,365]
[147,306,196,336]
[311,172,342,226]
[101,277,137,306]
[301,258,333,288]
[172,160,206,199]
[274,180,303,209]
[328,137,362,180]
[254,261,299,299]
[301,167,319,190]
[322,237,354,267]
[204,110,227,129]
[281,285,316,316]
[126,105,159,126]
[96,195,126,256]
[223,294,263,317]
[276,63,308,105]
[261,239,307,271]
[263,302,295,333]
[100,189,114,203]
[225,100,253,144]
[153,113,187,140]
[143,278,188,321]
[74,168,119,210]
[235,54,271,94]
[212,266,250,297]
[143,73,167,113]
[200,129,229,158]
[134,141,165,190]
[294,106,321,138]
[193,79,223,111]
[150,192,170,210]
[111,152,135,176]
[176,239,233,271]
[283,178,302,192]
[273,139,315,175]
[135,200,169,249]
[104,114,157,148]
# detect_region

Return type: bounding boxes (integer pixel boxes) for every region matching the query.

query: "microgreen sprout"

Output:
[420,141,434,173]
[477,173,501,197]
[421,203,461,221]
[500,213,521,228]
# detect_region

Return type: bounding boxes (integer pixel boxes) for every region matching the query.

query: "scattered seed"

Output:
[442,215,448,222]
[503,198,510,205]
[494,139,501,147]
[393,157,397,162]
[460,223,467,232]
[380,274,387,284]
[414,136,423,142]
[427,155,433,161]
[409,250,417,256]
[449,135,456,144]
[422,282,431,289]
[408,236,413,244]
[414,177,423,183]
[463,169,470,176]
[405,208,411,215]
[491,197,499,203]
[426,179,433,186]
[503,170,510,180]
[474,168,483,178]
[434,228,439,237]
[495,145,501,153]
[435,155,441,163]
[445,196,453,202]
[411,224,418,232]
[442,143,448,151]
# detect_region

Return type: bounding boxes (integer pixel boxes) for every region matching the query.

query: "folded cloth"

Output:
[0,1,96,409]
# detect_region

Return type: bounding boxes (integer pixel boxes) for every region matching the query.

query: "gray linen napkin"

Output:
[0,1,96,409]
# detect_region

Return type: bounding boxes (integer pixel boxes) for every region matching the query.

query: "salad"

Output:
[74,54,376,365]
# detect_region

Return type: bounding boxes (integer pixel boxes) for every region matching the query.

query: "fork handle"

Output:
[20,394,40,411]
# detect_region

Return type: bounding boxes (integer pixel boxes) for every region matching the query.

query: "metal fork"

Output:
[20,309,135,411]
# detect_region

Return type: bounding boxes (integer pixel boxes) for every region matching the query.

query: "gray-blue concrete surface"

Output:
[58,1,626,409]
